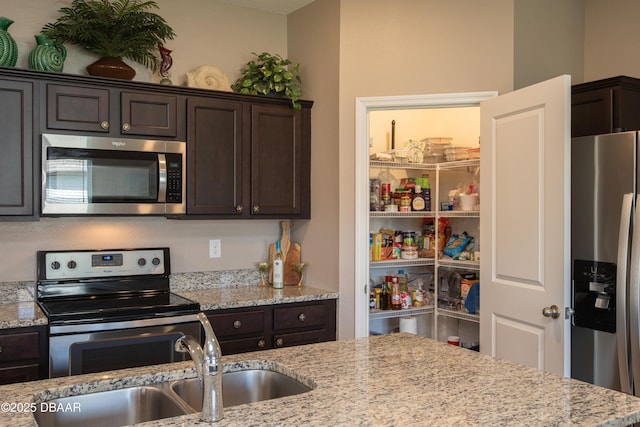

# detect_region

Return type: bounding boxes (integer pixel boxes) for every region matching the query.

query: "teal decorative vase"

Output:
[28,34,66,72]
[0,17,17,67]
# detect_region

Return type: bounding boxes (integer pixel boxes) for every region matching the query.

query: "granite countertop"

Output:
[175,285,338,311]
[2,333,640,427]
[0,282,47,329]
[169,270,339,311]
[0,270,338,329]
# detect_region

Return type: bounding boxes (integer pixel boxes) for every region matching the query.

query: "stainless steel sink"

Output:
[33,367,313,426]
[33,386,191,427]
[171,368,313,410]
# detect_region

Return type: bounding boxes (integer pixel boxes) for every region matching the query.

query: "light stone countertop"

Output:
[0,282,47,329]
[0,270,338,329]
[175,285,338,311]
[1,333,640,427]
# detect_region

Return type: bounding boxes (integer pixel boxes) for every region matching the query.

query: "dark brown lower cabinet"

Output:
[206,299,336,355]
[0,326,47,385]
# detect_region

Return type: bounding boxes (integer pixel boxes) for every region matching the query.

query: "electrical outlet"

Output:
[209,239,221,258]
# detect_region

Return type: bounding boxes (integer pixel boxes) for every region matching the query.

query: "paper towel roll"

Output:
[399,316,418,334]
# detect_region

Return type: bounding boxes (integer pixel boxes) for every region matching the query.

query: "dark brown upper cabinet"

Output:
[45,83,181,139]
[0,77,36,218]
[572,76,640,137]
[0,67,311,221]
[187,97,311,219]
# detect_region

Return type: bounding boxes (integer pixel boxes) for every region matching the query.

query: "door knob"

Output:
[542,305,560,319]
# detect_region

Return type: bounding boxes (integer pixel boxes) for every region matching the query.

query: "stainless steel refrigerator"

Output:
[572,131,640,394]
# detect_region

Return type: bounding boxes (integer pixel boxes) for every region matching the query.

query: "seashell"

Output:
[186,65,232,92]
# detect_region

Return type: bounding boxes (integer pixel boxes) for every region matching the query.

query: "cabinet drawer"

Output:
[0,332,40,363]
[274,330,327,348]
[273,303,327,331]
[0,364,40,385]
[219,336,268,355]
[208,310,265,337]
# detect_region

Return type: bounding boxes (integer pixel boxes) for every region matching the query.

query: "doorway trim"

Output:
[354,91,498,338]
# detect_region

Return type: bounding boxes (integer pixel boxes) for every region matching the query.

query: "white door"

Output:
[479,75,571,377]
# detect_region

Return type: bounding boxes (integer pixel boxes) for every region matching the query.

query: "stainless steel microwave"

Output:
[41,133,186,215]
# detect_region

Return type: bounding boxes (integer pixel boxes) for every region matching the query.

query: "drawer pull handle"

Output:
[298,313,306,322]
[233,320,242,329]
[235,205,243,213]
[276,338,284,347]
[252,205,260,213]
[100,121,109,130]
[257,339,265,348]
[122,122,131,132]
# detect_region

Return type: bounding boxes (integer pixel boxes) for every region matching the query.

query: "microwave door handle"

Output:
[158,153,167,203]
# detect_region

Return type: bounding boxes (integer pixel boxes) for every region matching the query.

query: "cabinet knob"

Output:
[276,338,284,347]
[122,123,131,132]
[235,205,243,213]
[0,346,3,353]
[100,121,109,130]
[233,320,242,329]
[257,339,266,348]
[252,205,260,213]
[298,313,306,322]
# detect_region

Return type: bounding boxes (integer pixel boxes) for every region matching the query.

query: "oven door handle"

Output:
[158,153,167,203]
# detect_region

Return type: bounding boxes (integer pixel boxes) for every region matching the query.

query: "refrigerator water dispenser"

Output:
[573,260,616,333]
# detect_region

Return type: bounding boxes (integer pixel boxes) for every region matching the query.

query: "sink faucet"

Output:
[175,312,223,422]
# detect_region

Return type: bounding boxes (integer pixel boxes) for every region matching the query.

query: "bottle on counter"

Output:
[272,240,284,289]
[390,276,402,310]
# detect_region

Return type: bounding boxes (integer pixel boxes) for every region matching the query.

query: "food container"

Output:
[422,137,452,163]
[444,146,470,162]
[459,194,478,211]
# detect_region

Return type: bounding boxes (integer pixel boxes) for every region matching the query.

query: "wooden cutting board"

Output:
[269,220,302,285]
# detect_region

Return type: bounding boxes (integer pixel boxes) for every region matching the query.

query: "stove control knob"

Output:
[137,258,146,267]
[152,257,161,266]
[50,261,61,270]
[67,260,77,270]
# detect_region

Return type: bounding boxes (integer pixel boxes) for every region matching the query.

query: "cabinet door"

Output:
[187,98,247,215]
[571,88,614,137]
[250,104,309,217]
[120,91,179,137]
[0,79,35,217]
[46,83,110,133]
[0,329,45,384]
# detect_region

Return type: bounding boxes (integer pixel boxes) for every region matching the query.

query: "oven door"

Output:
[41,133,185,215]
[48,317,201,378]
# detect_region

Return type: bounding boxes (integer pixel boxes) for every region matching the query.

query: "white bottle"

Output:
[273,240,284,289]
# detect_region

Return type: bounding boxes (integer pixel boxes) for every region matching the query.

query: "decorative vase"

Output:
[28,34,66,72]
[86,56,136,80]
[0,17,18,67]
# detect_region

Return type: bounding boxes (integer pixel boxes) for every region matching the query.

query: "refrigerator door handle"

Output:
[617,193,634,394]
[627,194,640,395]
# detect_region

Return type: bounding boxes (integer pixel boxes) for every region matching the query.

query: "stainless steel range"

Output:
[36,247,201,378]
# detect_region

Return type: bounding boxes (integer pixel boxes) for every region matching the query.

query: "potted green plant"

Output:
[231,52,303,110]
[42,0,175,80]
